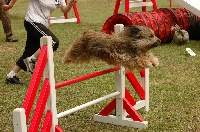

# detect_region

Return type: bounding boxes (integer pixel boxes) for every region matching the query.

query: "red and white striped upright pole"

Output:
[41,36,58,132]
[12,36,62,132]
[140,69,149,111]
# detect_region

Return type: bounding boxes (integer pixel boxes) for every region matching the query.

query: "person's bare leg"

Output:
[28,49,40,61]
[6,65,24,84]
[12,65,21,73]
[33,49,40,59]
[7,65,21,77]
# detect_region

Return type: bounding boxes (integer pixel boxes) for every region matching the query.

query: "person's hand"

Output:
[2,4,13,11]
[69,0,78,5]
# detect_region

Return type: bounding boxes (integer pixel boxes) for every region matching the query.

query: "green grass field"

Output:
[0,0,200,131]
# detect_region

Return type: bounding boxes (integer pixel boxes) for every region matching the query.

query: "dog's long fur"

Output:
[63,25,161,71]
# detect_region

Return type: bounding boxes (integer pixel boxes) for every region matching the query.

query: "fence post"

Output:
[114,24,126,119]
[139,68,150,111]
[13,108,27,132]
[144,68,149,111]
[40,36,58,132]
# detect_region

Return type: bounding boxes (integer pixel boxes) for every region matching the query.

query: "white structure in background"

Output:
[50,16,78,24]
[173,0,200,17]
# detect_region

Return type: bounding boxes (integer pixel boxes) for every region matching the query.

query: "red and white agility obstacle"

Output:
[49,0,81,24]
[13,24,150,131]
[113,0,158,15]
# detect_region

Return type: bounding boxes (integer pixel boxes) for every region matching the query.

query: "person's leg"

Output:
[6,20,59,84]
[23,49,40,74]
[5,20,39,84]
[6,65,24,84]
[33,48,40,58]
[23,22,59,73]
[0,0,18,42]
[14,21,41,74]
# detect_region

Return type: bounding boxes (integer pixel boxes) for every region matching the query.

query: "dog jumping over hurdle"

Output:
[63,25,161,71]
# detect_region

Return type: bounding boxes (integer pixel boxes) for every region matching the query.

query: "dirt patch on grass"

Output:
[0,46,12,52]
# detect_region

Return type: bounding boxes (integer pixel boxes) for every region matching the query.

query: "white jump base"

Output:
[120,0,153,8]
[50,16,77,24]
[94,115,148,129]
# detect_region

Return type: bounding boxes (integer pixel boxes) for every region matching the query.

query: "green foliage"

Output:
[0,0,199,131]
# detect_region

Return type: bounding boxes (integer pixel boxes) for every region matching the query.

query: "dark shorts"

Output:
[16,20,59,71]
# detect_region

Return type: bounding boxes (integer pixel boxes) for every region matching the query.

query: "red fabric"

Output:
[102,8,199,43]
[156,9,172,42]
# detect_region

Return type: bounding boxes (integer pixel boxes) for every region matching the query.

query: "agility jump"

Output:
[49,1,81,24]
[12,24,150,132]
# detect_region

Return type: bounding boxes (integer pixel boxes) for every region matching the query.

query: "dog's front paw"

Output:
[149,54,159,68]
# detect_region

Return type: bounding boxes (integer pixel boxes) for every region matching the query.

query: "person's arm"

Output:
[2,0,17,11]
[60,0,78,14]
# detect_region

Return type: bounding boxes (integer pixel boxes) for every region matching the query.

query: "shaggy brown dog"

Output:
[63,25,161,71]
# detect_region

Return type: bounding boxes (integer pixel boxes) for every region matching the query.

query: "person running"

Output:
[3,0,78,84]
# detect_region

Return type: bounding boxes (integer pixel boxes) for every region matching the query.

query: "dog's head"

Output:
[119,25,161,52]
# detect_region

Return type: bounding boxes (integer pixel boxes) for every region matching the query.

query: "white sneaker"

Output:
[23,57,36,74]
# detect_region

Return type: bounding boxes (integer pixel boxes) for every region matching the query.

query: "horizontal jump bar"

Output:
[55,66,120,89]
[57,91,120,119]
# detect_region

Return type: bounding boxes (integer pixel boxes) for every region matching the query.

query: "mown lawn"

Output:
[0,0,199,131]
